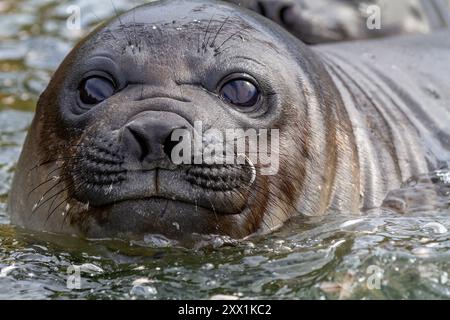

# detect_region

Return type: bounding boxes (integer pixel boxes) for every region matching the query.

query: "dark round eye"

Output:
[219,79,260,108]
[78,76,115,105]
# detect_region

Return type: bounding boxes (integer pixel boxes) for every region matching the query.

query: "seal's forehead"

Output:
[76,0,289,68]
[107,0,254,28]
[99,0,279,46]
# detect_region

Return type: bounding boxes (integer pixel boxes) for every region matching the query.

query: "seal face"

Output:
[12,0,353,239]
[225,0,450,43]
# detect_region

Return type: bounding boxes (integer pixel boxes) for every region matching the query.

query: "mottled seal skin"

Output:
[226,0,450,43]
[8,0,450,240]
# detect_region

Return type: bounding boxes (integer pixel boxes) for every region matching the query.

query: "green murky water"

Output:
[1,0,450,300]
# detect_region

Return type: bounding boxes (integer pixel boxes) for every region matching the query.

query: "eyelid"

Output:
[80,71,118,89]
[80,55,122,84]
[216,72,260,93]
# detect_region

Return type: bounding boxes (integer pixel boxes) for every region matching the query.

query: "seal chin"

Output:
[69,160,257,238]
[71,164,255,214]
[79,197,228,239]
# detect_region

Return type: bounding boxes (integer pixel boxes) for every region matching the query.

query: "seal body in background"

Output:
[8,0,450,240]
[225,0,450,43]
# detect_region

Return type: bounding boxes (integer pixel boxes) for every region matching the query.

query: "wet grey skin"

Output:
[225,0,450,44]
[8,0,450,240]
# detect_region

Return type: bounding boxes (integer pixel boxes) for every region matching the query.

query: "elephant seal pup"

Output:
[8,0,450,240]
[225,0,450,43]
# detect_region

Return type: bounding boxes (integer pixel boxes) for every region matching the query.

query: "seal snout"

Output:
[122,111,189,167]
[69,108,256,219]
[185,163,254,191]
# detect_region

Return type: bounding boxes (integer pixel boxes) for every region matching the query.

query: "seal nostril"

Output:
[163,131,181,162]
[128,127,150,162]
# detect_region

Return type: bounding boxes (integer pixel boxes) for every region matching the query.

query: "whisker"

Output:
[202,14,215,52]
[210,16,230,48]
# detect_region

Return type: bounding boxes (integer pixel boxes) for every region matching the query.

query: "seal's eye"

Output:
[219,79,260,108]
[78,76,115,105]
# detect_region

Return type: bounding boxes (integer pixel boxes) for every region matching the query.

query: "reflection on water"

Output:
[1,0,450,299]
[2,211,450,299]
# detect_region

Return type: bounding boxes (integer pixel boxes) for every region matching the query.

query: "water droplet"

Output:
[0,264,17,277]
[339,218,365,229]
[202,263,214,271]
[412,247,432,258]
[422,222,448,234]
[441,272,448,284]
[132,277,153,286]
[80,263,104,274]
[133,266,146,271]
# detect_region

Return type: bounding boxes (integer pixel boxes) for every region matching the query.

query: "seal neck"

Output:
[289,47,361,216]
[317,49,431,210]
